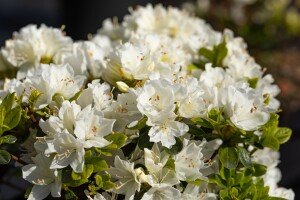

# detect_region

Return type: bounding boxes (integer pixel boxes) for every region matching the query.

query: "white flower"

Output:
[24,64,86,108]
[137,79,175,124]
[220,84,269,131]
[123,4,221,53]
[269,187,295,200]
[46,130,85,172]
[74,105,115,148]
[107,156,141,200]
[1,24,72,79]
[174,141,207,181]
[22,154,61,200]
[102,42,151,85]
[148,120,188,148]
[180,184,217,200]
[105,89,143,132]
[144,143,169,173]
[140,168,180,200]
[141,184,181,200]
[77,80,113,111]
[60,41,106,78]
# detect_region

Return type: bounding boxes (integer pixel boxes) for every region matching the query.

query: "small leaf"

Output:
[248,77,259,89]
[69,90,83,102]
[105,133,128,149]
[71,164,94,180]
[275,128,292,144]
[127,117,147,130]
[237,146,252,168]
[1,93,15,111]
[219,163,231,180]
[198,48,214,61]
[138,128,154,149]
[3,106,22,131]
[219,147,238,169]
[102,180,115,190]
[164,137,183,155]
[164,158,175,170]
[191,117,213,129]
[0,135,17,145]
[95,175,103,187]
[90,159,108,172]
[213,39,228,67]
[29,90,42,110]
[0,150,11,164]
[220,190,231,200]
[261,135,280,150]
[185,178,205,186]
[66,178,89,187]
[252,163,267,177]
[209,174,227,188]
[65,189,78,200]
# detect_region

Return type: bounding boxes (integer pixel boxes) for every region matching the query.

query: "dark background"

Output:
[0,0,299,199]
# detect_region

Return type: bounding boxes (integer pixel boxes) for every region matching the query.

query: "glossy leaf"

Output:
[237,146,252,168]
[0,150,11,164]
[164,137,183,155]
[0,135,17,145]
[219,147,238,169]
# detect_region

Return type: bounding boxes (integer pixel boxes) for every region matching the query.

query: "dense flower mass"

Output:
[0,4,294,200]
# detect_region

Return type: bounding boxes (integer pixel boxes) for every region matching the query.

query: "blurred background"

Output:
[0,0,299,199]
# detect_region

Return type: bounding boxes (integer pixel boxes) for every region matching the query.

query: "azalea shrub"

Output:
[0,4,295,200]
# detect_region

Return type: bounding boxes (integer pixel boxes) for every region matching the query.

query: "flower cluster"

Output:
[0,4,294,200]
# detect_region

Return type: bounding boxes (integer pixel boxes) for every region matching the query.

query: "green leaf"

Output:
[0,107,5,136]
[3,106,22,131]
[28,90,42,109]
[164,137,183,155]
[208,108,222,122]
[95,175,103,187]
[71,164,94,180]
[237,146,252,168]
[261,135,280,150]
[219,147,238,169]
[198,39,228,68]
[65,189,78,200]
[0,135,17,145]
[213,39,228,67]
[127,117,147,130]
[164,158,175,170]
[275,128,292,144]
[209,174,227,188]
[185,178,205,186]
[69,90,83,102]
[94,148,113,156]
[219,163,231,180]
[248,77,259,89]
[102,180,115,190]
[198,48,214,61]
[91,159,108,172]
[187,63,199,70]
[66,178,89,187]
[220,189,231,200]
[105,133,128,149]
[1,93,15,111]
[231,187,239,198]
[138,128,154,149]
[191,117,213,129]
[252,163,267,177]
[0,150,11,164]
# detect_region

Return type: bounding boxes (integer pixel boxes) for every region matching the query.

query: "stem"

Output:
[10,153,28,165]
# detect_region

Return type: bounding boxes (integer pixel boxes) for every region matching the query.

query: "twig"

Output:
[10,153,28,165]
